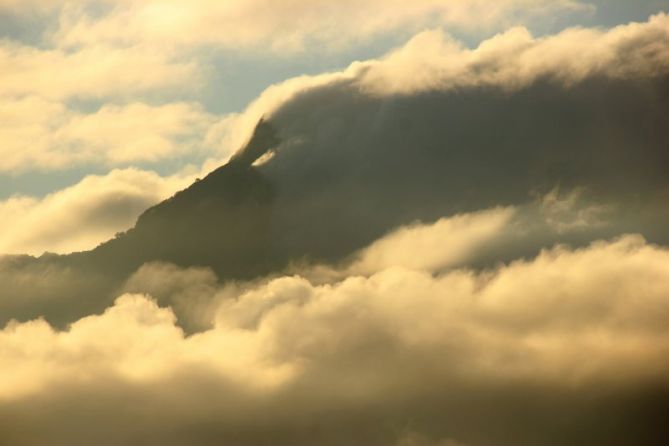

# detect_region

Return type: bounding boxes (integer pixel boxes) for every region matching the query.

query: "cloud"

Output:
[0,41,200,100]
[0,40,218,173]
[3,14,667,174]
[0,15,668,443]
[48,0,592,52]
[349,207,516,274]
[207,13,669,146]
[1,14,666,328]
[1,233,668,444]
[0,0,60,13]
[0,98,226,172]
[261,12,669,102]
[122,262,221,332]
[216,13,669,171]
[202,13,669,163]
[538,187,613,233]
[0,168,193,255]
[0,12,220,176]
[1,15,666,327]
[358,13,669,95]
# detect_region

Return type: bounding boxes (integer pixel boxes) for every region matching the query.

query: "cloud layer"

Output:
[1,225,668,445]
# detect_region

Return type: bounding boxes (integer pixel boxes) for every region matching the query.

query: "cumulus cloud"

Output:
[1,231,669,444]
[267,12,669,103]
[358,13,669,95]
[0,168,193,255]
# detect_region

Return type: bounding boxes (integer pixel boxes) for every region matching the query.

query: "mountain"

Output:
[1,75,668,329]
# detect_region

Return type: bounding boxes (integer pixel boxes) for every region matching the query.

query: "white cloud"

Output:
[50,0,592,52]
[0,98,223,172]
[357,12,669,95]
[0,8,666,443]
[0,168,193,255]
[6,229,669,402]
[350,207,516,274]
[0,14,218,177]
[3,14,665,259]
[0,41,200,100]
[2,13,667,175]
[1,232,669,443]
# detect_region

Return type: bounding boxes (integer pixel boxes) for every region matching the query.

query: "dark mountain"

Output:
[1,75,668,328]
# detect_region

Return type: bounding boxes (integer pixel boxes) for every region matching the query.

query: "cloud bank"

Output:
[1,227,668,445]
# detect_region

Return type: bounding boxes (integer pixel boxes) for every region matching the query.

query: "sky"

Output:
[1,1,669,445]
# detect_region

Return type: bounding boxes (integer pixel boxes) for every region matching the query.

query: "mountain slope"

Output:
[1,75,668,329]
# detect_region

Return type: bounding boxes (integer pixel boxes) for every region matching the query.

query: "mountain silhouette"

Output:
[1,76,668,329]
